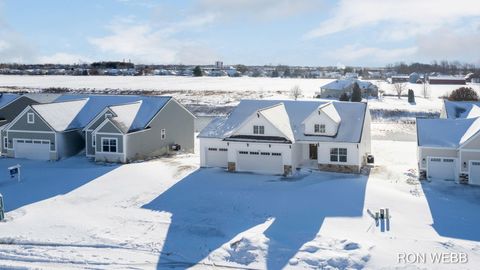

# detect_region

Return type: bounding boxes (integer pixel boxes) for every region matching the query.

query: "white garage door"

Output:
[205,147,228,168]
[427,157,457,181]
[236,151,283,174]
[469,161,480,185]
[14,139,50,160]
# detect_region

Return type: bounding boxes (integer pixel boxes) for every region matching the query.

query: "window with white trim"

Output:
[3,137,7,149]
[27,113,35,124]
[253,125,264,134]
[161,129,166,140]
[314,124,326,133]
[101,138,117,153]
[105,113,112,119]
[330,148,347,162]
[92,134,96,147]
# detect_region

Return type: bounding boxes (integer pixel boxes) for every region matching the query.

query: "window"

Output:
[161,129,166,140]
[314,124,326,133]
[330,148,347,162]
[27,113,35,124]
[319,124,326,133]
[105,113,113,119]
[271,153,282,156]
[253,125,265,134]
[239,151,249,155]
[102,138,117,153]
[249,151,259,155]
[219,148,228,151]
[92,134,96,147]
[208,147,218,151]
[3,137,7,149]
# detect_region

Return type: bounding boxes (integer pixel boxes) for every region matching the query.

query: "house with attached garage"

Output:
[198,99,371,176]
[416,116,480,185]
[1,98,88,160]
[82,97,195,163]
[1,94,195,161]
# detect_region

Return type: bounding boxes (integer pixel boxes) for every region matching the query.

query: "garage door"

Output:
[14,139,50,160]
[469,161,480,185]
[427,157,456,181]
[236,151,283,174]
[205,147,228,168]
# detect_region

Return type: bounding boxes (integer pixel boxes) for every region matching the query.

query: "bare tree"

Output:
[393,83,406,99]
[290,85,302,100]
[422,81,430,99]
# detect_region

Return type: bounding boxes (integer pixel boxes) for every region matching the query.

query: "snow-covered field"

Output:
[0,138,479,269]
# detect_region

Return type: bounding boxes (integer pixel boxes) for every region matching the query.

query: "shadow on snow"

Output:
[0,157,119,211]
[143,168,368,269]
[421,179,480,241]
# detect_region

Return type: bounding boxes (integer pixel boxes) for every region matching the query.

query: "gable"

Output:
[303,103,341,136]
[0,96,37,123]
[96,119,123,134]
[230,111,289,139]
[8,107,54,132]
[85,108,115,131]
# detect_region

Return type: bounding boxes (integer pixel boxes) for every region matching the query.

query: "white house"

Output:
[417,103,480,185]
[198,99,371,176]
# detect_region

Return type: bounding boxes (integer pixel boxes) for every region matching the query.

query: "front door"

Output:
[309,144,318,160]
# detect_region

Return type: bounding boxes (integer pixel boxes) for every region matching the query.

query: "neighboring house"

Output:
[198,99,371,176]
[83,97,195,163]
[418,100,480,185]
[318,79,378,99]
[417,117,480,185]
[0,93,41,153]
[1,94,195,161]
[1,99,88,160]
[440,100,480,119]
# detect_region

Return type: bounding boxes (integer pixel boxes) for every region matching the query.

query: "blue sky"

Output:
[1,0,479,66]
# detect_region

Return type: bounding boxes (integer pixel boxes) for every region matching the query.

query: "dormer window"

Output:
[314,124,326,133]
[27,113,35,124]
[253,125,264,134]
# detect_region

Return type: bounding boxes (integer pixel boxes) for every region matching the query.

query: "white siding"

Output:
[303,110,339,136]
[232,113,287,138]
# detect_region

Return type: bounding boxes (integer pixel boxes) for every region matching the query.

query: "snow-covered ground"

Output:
[0,76,479,269]
[0,137,479,269]
[2,75,477,118]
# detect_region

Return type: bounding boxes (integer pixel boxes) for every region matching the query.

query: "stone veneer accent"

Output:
[318,164,360,173]
[228,162,236,172]
[283,165,292,176]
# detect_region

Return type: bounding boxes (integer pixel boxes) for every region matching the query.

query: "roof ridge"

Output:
[108,99,143,108]
[33,97,89,107]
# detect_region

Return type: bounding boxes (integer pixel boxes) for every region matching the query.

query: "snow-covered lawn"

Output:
[0,139,479,269]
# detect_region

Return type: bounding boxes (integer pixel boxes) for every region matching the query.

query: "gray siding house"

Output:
[1,99,87,160]
[2,94,195,162]
[0,94,39,128]
[83,97,195,163]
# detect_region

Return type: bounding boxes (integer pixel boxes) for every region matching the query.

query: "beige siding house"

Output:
[417,102,480,185]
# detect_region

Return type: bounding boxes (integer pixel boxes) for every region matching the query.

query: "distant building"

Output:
[465,72,480,83]
[428,76,466,85]
[318,79,378,99]
[391,75,409,83]
[215,61,223,69]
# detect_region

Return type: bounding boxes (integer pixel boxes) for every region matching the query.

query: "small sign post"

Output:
[8,164,21,182]
[0,193,5,221]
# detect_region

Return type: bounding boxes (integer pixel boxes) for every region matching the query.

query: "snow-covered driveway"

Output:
[0,140,479,269]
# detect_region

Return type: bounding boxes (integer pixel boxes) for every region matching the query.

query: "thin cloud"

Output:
[304,0,480,39]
